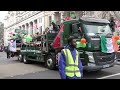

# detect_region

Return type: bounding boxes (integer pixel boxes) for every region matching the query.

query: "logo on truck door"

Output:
[21,50,41,53]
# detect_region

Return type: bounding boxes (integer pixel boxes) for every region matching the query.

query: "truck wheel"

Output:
[18,55,23,62]
[23,55,30,64]
[46,55,56,70]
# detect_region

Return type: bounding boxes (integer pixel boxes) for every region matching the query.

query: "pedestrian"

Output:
[58,36,83,79]
[6,41,11,59]
[51,22,59,33]
[109,17,115,32]
[49,24,53,32]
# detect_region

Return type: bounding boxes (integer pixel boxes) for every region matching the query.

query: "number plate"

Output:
[103,64,110,68]
[88,63,96,66]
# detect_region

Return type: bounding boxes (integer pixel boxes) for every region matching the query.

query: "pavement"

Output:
[1,52,120,79]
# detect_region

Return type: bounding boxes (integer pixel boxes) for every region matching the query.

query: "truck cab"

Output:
[60,17,115,71]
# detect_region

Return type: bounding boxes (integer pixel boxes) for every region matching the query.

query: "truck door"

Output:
[71,23,87,66]
[35,42,42,61]
[71,23,83,38]
[27,43,36,61]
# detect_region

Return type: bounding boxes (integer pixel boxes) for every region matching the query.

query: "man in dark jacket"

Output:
[109,17,115,32]
[6,43,11,59]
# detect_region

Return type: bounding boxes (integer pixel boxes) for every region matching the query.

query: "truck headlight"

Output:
[89,56,94,60]
[86,52,95,63]
[89,56,95,63]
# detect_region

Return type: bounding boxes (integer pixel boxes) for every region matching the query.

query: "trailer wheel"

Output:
[18,54,23,62]
[46,55,56,70]
[23,55,30,64]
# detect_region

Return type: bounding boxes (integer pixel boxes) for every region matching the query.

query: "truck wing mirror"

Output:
[109,23,115,32]
[79,27,82,33]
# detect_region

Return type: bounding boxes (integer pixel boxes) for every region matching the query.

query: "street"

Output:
[0,52,120,79]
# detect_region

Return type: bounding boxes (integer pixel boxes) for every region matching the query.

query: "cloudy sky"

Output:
[0,11,8,23]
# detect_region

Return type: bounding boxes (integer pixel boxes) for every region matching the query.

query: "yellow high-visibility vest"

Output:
[63,49,81,77]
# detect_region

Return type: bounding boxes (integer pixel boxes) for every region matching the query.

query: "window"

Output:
[83,23,112,36]
[39,18,42,23]
[40,26,42,33]
[49,16,52,26]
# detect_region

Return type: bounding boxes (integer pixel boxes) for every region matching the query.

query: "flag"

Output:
[112,36,119,52]
[64,16,72,21]
[53,24,64,48]
[100,36,119,53]
[10,40,16,52]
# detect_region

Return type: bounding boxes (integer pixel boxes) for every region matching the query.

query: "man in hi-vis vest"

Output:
[58,36,83,79]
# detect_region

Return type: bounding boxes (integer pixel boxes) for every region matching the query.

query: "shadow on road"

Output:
[83,70,114,79]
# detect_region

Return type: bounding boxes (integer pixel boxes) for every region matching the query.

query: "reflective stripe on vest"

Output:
[63,49,81,78]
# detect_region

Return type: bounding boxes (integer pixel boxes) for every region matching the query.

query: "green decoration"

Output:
[13,36,16,39]
[70,11,76,19]
[76,42,86,48]
[117,40,120,45]
[81,43,86,48]
[67,11,77,19]
[51,20,54,23]
[26,35,32,42]
[76,42,81,48]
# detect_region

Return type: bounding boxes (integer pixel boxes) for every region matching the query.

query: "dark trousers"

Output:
[7,51,10,58]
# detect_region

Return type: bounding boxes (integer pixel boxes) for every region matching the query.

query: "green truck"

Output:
[17,17,119,71]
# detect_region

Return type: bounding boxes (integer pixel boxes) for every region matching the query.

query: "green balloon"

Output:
[76,42,86,48]
[81,43,86,48]
[26,38,30,41]
[51,20,54,23]
[76,42,81,48]
[117,40,120,45]
[26,36,32,41]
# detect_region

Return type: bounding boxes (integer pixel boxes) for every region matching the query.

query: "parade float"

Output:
[15,12,119,71]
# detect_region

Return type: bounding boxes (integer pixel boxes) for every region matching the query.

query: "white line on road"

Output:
[97,73,120,79]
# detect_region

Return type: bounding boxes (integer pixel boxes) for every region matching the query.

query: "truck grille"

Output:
[93,52,115,65]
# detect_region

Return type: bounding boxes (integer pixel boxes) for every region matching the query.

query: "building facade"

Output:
[0,22,4,45]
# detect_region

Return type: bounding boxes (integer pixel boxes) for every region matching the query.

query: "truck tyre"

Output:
[23,55,30,64]
[46,55,56,70]
[18,54,23,62]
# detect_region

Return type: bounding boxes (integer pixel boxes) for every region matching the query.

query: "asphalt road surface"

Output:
[4,65,120,79]
[1,52,120,79]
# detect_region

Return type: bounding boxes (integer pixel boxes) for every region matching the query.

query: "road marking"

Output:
[97,73,120,79]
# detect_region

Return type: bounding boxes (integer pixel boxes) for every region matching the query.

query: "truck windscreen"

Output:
[83,23,112,36]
